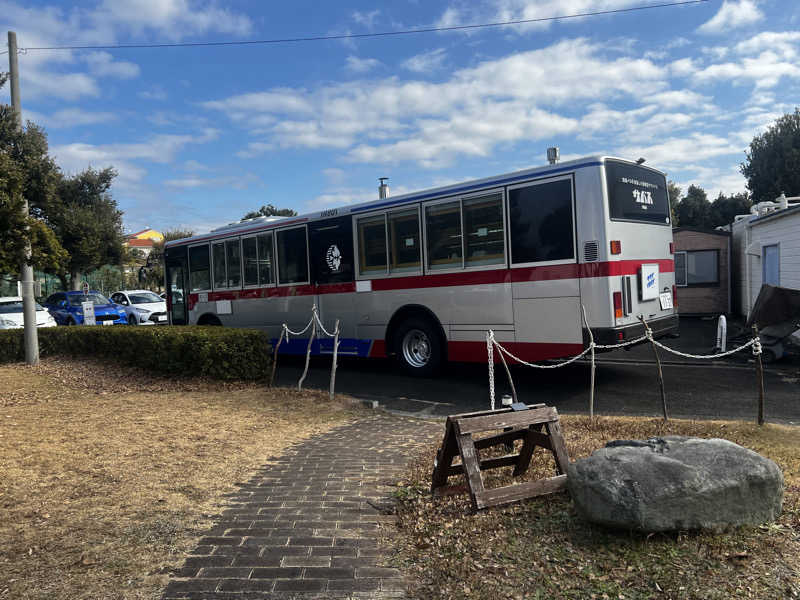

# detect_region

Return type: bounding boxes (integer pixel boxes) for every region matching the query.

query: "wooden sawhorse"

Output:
[430,404,570,510]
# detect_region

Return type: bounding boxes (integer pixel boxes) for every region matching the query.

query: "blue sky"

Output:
[2,0,799,235]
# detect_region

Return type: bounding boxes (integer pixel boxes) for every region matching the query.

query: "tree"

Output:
[242,204,297,220]
[741,108,800,202]
[708,192,751,228]
[0,94,67,275]
[142,229,195,290]
[47,167,124,290]
[668,181,682,226]
[675,185,711,228]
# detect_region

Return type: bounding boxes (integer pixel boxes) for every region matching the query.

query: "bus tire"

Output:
[197,314,222,326]
[393,317,443,377]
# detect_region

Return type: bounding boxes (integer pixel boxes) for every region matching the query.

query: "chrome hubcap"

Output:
[402,329,431,368]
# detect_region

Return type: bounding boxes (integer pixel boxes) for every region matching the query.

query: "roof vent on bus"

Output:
[547,147,560,165]
[584,241,599,262]
[378,177,389,199]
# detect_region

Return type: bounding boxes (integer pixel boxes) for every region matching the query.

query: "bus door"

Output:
[309,216,357,353]
[508,176,582,352]
[164,246,189,325]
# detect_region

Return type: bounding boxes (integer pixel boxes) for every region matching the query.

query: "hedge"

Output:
[0,326,272,381]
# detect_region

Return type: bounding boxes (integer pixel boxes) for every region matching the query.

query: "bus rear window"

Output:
[606,160,670,225]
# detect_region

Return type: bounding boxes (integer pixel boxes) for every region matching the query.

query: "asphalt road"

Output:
[274,352,800,425]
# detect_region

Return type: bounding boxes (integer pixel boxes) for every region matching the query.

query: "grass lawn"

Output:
[392,415,800,599]
[0,358,358,600]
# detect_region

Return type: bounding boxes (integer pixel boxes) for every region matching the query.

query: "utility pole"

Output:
[8,31,39,365]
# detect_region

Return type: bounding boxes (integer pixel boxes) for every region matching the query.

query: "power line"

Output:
[6,0,709,53]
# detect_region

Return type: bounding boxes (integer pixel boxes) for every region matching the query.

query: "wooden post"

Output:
[640,315,668,421]
[298,320,316,391]
[753,325,765,426]
[494,341,518,404]
[329,319,340,401]
[269,328,285,387]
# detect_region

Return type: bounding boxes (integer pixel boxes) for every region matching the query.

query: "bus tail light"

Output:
[672,284,678,308]
[613,291,623,320]
[610,240,622,255]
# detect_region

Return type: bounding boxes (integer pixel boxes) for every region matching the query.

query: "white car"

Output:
[110,290,168,325]
[0,296,57,329]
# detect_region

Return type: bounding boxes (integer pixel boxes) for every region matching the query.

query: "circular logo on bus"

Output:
[326,244,342,272]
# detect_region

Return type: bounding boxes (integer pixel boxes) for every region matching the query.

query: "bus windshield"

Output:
[606,160,670,225]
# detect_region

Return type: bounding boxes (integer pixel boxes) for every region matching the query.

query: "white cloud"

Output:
[697,0,763,34]
[84,51,140,78]
[139,87,168,101]
[345,56,382,73]
[39,108,118,128]
[164,173,262,190]
[204,38,667,167]
[401,48,448,73]
[693,51,800,89]
[352,9,380,29]
[322,168,346,184]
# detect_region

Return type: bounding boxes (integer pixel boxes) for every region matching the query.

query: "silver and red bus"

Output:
[164,155,678,375]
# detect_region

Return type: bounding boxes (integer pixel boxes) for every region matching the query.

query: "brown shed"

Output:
[672,228,731,315]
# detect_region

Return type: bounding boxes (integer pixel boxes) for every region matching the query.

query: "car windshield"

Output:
[130,292,162,304]
[0,301,45,313]
[67,293,111,306]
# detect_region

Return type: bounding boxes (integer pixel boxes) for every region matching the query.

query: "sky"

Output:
[2,0,799,235]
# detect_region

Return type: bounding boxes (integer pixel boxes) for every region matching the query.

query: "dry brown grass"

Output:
[392,415,800,600]
[0,357,359,600]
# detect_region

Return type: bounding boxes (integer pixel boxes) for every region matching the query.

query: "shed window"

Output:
[388,208,421,273]
[212,242,226,288]
[463,193,504,267]
[242,237,258,286]
[358,215,387,274]
[225,239,241,287]
[257,233,275,285]
[674,249,719,286]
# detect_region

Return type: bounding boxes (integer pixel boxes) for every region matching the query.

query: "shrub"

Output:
[0,326,272,381]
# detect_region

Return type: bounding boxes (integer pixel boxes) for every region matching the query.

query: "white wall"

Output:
[739,209,800,317]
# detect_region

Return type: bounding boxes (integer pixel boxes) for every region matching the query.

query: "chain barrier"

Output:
[270,304,342,399]
[486,310,763,412]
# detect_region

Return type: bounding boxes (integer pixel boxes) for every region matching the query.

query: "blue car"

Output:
[43,290,128,326]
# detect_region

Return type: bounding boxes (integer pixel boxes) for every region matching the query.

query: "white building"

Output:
[731,193,800,318]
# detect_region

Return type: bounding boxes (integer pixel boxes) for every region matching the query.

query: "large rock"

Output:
[567,436,783,532]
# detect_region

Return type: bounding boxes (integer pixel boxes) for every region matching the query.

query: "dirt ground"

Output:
[392,415,800,599]
[0,358,359,600]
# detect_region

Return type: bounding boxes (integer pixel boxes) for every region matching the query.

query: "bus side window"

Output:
[242,237,259,286]
[509,179,574,264]
[426,201,462,270]
[357,215,387,274]
[225,239,242,288]
[277,227,309,284]
[257,233,274,285]
[463,193,504,267]
[188,244,211,291]
[212,242,226,288]
[388,208,421,273]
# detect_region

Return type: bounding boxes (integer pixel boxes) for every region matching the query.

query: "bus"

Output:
[164,155,678,375]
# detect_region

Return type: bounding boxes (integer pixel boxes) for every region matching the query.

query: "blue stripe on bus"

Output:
[271,337,373,358]
[350,160,603,213]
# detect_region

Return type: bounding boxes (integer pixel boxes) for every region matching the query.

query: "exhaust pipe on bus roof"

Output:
[547,147,559,165]
[379,177,389,199]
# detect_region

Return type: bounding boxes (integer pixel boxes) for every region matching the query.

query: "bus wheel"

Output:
[394,318,443,377]
[198,314,222,326]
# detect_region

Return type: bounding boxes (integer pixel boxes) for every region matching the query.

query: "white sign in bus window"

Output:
[639,264,660,301]
[82,301,96,326]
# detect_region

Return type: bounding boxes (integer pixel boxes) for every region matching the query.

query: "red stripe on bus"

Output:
[369,339,387,358]
[447,341,584,363]
[186,259,674,308]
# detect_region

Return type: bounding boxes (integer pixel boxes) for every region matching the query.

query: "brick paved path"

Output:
[162,413,439,599]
